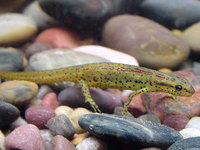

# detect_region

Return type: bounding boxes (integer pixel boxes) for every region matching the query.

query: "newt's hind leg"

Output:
[79,80,101,113]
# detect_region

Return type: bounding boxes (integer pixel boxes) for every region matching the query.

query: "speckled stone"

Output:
[25,105,55,129]
[36,85,53,99]
[78,113,183,148]
[46,114,75,140]
[41,92,58,110]
[40,129,53,150]
[168,137,200,149]
[5,124,45,150]
[0,48,24,71]
[55,106,74,117]
[51,135,76,150]
[0,101,20,128]
[0,81,38,105]
[138,114,161,124]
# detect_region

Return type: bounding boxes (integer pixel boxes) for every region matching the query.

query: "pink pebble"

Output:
[6,124,45,150]
[35,27,80,48]
[41,92,59,110]
[25,105,55,129]
[51,135,76,150]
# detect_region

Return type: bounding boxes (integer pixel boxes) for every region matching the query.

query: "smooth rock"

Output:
[29,49,109,71]
[185,116,200,130]
[76,136,108,150]
[10,117,27,130]
[180,128,200,139]
[0,48,24,71]
[69,108,92,134]
[41,92,58,110]
[73,45,139,66]
[163,115,189,131]
[23,1,60,29]
[140,0,200,29]
[0,101,20,128]
[36,84,53,99]
[5,124,45,150]
[78,113,183,148]
[40,129,53,150]
[182,22,200,53]
[168,137,200,149]
[113,106,134,118]
[46,114,75,140]
[51,135,76,150]
[35,27,80,48]
[103,15,189,69]
[138,114,161,124]
[71,132,89,146]
[55,106,74,117]
[0,130,5,150]
[0,13,37,45]
[0,81,38,105]
[25,42,52,58]
[25,105,55,129]
[58,87,122,113]
[142,69,200,121]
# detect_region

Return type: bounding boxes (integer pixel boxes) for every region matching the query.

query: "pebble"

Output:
[185,116,200,130]
[51,135,76,150]
[168,137,200,149]
[102,15,189,69]
[140,0,200,29]
[179,128,200,139]
[0,101,20,128]
[23,1,60,29]
[71,132,89,146]
[40,129,53,150]
[163,115,189,131]
[0,81,38,106]
[73,45,139,66]
[41,92,59,110]
[0,48,24,71]
[55,106,74,117]
[0,0,27,13]
[35,27,80,48]
[36,84,53,99]
[24,42,52,58]
[76,136,107,150]
[10,117,27,130]
[0,130,5,150]
[58,87,122,113]
[182,22,200,53]
[69,108,92,134]
[0,13,37,45]
[138,114,161,124]
[29,49,109,71]
[46,114,75,140]
[25,105,55,129]
[78,113,183,149]
[5,124,45,150]
[113,106,134,118]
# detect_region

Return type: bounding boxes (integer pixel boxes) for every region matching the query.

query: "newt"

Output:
[0,63,195,114]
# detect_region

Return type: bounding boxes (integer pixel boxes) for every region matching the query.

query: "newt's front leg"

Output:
[79,80,101,113]
[123,88,148,115]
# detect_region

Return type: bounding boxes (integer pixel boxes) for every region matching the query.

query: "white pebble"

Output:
[76,136,107,150]
[185,116,200,130]
[180,128,200,139]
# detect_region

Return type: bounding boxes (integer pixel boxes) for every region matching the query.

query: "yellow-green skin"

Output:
[0,63,195,114]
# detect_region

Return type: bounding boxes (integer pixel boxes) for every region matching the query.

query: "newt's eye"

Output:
[175,85,182,91]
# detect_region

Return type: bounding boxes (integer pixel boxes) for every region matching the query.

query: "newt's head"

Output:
[153,73,195,97]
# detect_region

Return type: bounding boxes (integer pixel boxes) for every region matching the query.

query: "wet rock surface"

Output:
[78,113,183,148]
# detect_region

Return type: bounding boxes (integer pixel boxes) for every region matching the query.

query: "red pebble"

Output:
[35,27,80,48]
[41,92,59,110]
[25,105,55,129]
[163,115,189,131]
[6,124,45,150]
